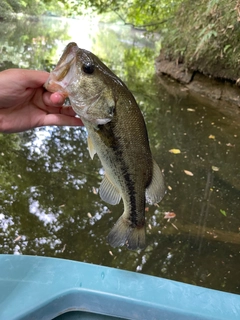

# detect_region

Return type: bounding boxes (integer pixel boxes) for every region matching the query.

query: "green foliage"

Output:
[54,0,184,30]
[0,0,66,17]
[0,0,182,32]
[98,0,182,29]
[0,0,13,19]
[161,0,240,80]
[7,0,21,12]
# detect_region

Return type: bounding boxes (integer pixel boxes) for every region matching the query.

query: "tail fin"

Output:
[107,215,146,250]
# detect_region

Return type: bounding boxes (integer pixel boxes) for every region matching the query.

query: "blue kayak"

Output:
[0,254,239,320]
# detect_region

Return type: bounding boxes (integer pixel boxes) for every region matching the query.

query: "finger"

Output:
[43,91,66,106]
[59,106,78,117]
[42,114,84,127]
[2,69,50,88]
[23,70,50,87]
[50,92,66,105]
[43,91,80,117]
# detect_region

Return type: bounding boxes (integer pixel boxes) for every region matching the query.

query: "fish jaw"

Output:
[44,42,78,95]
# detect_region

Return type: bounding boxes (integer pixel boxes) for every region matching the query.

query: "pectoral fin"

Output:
[146,159,166,204]
[87,135,96,159]
[100,175,121,205]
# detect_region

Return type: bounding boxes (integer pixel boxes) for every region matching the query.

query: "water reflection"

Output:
[0,16,240,294]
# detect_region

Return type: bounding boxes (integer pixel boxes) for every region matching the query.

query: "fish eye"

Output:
[82,62,95,74]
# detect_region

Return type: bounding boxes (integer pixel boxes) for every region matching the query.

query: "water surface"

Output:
[0,16,239,294]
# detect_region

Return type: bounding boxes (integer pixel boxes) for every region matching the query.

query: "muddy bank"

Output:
[155,58,240,193]
[155,55,240,115]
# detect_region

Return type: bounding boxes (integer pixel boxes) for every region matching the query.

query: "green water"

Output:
[0,16,240,294]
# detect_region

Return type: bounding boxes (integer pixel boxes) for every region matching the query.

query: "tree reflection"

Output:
[0,16,71,71]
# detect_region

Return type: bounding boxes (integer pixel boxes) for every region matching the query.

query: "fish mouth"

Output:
[44,42,79,93]
[53,43,78,81]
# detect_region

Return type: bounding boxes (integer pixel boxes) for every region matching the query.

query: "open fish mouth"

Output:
[44,43,79,93]
[53,43,78,81]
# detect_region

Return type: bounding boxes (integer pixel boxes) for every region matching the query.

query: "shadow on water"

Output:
[0,16,239,294]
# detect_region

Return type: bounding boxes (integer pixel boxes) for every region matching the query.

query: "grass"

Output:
[160,0,240,81]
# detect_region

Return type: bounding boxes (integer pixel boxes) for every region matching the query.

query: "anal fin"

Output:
[146,159,166,204]
[87,135,96,159]
[100,175,121,205]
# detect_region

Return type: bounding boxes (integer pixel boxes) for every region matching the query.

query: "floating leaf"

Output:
[169,149,181,154]
[220,209,227,217]
[212,166,219,171]
[184,170,194,176]
[209,135,215,139]
[171,223,178,230]
[92,187,98,194]
[164,212,176,219]
[226,143,235,147]
[187,108,195,112]
[14,235,22,242]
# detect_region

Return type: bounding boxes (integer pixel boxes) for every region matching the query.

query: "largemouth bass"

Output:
[45,42,165,250]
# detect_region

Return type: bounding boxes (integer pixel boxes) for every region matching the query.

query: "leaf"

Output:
[14,235,22,242]
[169,149,181,154]
[220,209,227,217]
[209,135,215,139]
[92,187,98,194]
[226,143,235,147]
[224,44,231,53]
[184,170,194,176]
[171,223,178,230]
[164,212,176,219]
[212,166,219,171]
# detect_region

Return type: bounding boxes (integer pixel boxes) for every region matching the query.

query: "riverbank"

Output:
[156,0,240,112]
[155,55,240,114]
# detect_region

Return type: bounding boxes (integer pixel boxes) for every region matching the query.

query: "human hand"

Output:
[0,68,83,133]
